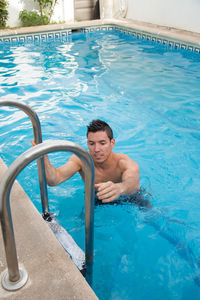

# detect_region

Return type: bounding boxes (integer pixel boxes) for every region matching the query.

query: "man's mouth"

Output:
[94,154,103,159]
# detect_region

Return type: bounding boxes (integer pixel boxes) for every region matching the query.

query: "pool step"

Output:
[46,216,86,276]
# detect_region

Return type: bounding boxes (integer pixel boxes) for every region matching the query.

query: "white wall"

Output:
[51,0,74,24]
[99,0,128,19]
[7,0,36,27]
[126,0,200,34]
[7,0,74,28]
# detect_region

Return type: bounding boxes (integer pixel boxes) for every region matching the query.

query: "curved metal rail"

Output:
[0,140,95,290]
[0,100,49,216]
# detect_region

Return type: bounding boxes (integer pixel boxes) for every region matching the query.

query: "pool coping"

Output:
[0,158,98,300]
[0,19,200,52]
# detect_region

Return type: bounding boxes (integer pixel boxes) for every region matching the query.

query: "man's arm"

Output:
[95,156,140,203]
[43,154,82,186]
[31,140,82,186]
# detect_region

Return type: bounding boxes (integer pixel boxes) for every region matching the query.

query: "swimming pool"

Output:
[0,27,200,299]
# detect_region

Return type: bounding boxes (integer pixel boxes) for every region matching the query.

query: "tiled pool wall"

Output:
[0,24,200,53]
[0,28,72,44]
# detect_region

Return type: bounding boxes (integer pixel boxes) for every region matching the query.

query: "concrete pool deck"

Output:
[0,18,200,299]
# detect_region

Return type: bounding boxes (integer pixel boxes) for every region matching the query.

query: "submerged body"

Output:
[95,188,152,208]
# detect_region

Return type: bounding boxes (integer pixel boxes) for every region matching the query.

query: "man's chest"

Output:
[94,166,122,183]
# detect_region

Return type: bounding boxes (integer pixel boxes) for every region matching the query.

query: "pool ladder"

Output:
[0,100,95,290]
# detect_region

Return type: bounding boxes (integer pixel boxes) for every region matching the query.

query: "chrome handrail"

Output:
[0,140,95,290]
[0,100,49,216]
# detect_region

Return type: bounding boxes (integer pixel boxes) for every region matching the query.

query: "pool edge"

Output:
[0,19,200,51]
[0,157,98,300]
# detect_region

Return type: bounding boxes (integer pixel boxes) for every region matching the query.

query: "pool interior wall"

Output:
[0,19,200,299]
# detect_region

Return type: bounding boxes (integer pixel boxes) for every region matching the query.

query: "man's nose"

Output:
[94,144,100,152]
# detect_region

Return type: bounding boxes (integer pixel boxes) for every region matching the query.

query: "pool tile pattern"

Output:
[0,24,199,53]
[83,25,200,53]
[0,29,71,44]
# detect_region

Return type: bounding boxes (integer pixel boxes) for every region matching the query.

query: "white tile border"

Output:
[0,29,72,44]
[0,24,199,53]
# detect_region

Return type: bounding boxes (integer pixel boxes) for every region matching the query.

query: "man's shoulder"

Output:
[114,152,132,161]
[115,153,139,170]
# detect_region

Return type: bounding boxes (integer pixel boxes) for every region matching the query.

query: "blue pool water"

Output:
[0,29,200,299]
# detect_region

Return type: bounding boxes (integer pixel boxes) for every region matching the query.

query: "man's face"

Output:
[87,131,115,164]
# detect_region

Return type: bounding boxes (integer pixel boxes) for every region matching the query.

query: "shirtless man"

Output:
[32,119,140,203]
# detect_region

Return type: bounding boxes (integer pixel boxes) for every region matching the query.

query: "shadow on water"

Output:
[95,188,200,287]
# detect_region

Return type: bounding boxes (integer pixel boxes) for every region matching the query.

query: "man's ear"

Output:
[111,139,115,148]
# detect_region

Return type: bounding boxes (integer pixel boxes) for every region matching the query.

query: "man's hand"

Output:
[95,181,122,203]
[31,140,37,146]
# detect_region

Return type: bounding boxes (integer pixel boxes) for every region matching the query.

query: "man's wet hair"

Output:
[87,119,113,140]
